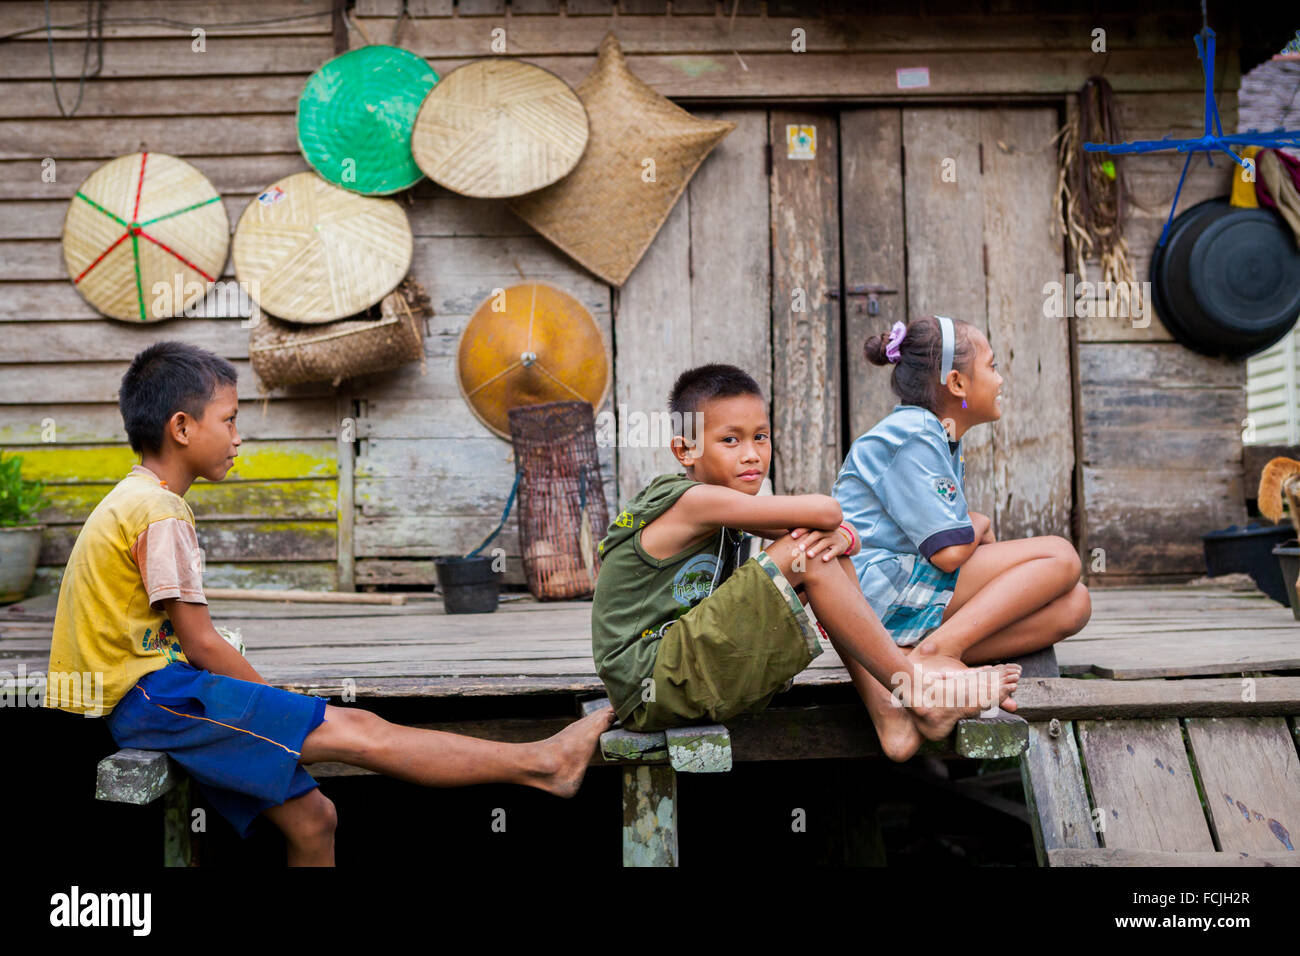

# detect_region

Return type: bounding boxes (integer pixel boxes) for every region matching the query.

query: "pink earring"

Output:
[961,399,968,409]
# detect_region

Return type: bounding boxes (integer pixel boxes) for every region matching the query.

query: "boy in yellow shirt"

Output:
[45,341,613,865]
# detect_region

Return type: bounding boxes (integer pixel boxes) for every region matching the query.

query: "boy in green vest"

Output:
[590,364,1019,761]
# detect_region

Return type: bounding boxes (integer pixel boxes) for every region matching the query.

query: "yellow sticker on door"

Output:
[786,125,816,160]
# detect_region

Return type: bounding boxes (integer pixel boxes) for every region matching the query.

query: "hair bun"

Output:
[863,332,891,366]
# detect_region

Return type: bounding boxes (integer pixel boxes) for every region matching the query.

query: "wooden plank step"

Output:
[1049,848,1300,866]
[1021,719,1098,866]
[1185,717,1300,854]
[1015,677,1300,720]
[1076,718,1215,852]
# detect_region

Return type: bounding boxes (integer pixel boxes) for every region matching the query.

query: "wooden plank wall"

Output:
[615,109,770,503]
[0,0,348,591]
[0,0,1247,590]
[1074,89,1248,583]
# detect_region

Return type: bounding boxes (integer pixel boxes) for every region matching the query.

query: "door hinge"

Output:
[978,141,984,174]
[765,141,773,175]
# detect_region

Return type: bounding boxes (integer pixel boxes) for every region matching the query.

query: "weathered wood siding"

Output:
[0,0,1247,589]
[1073,89,1248,582]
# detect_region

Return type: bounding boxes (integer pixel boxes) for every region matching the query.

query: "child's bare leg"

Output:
[818,561,923,761]
[261,789,337,867]
[915,536,1082,662]
[765,535,1019,741]
[298,704,615,798]
[960,581,1091,665]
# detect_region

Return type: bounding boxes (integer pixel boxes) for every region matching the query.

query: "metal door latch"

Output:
[825,284,899,315]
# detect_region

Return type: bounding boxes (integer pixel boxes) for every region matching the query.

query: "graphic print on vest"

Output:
[672,552,721,606]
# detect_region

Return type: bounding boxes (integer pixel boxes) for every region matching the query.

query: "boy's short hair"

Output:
[119,341,238,453]
[668,364,764,422]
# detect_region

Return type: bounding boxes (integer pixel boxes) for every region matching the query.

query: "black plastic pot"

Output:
[434,556,500,614]
[1149,197,1300,359]
[1201,522,1295,605]
[1272,542,1300,622]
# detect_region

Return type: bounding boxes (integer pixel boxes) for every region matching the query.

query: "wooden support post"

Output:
[96,749,195,867]
[1020,719,1097,866]
[336,395,356,591]
[162,777,194,867]
[622,764,678,867]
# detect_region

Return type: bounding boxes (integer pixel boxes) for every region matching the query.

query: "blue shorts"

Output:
[880,554,960,647]
[105,661,328,839]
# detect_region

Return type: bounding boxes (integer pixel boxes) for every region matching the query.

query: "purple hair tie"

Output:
[884,321,907,363]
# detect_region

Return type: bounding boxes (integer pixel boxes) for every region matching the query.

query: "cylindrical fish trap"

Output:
[507,401,609,600]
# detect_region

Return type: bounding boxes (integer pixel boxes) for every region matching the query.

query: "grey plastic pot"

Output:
[0,525,44,604]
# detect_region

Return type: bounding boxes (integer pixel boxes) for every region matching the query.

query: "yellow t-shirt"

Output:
[45,465,205,716]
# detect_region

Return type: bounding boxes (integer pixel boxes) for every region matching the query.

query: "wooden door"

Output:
[842,106,1075,542]
[769,110,843,495]
[576,104,1076,546]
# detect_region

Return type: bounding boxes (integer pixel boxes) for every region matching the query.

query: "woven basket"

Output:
[411,58,588,199]
[509,33,734,287]
[508,401,608,601]
[233,171,413,323]
[297,44,439,195]
[249,278,431,388]
[62,152,229,322]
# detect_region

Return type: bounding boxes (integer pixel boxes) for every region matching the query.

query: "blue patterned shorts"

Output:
[881,553,959,647]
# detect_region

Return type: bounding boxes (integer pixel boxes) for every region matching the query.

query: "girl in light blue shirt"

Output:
[832,315,1091,666]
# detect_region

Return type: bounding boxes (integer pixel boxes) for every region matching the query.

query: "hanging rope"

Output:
[44,0,103,118]
[1055,76,1138,290]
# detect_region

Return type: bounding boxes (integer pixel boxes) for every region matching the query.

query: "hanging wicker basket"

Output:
[507,401,609,601]
[249,277,431,388]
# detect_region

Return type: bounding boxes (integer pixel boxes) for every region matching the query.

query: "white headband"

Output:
[936,315,955,386]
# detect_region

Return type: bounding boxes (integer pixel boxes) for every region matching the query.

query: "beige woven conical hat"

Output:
[232,172,412,323]
[411,59,588,199]
[62,152,229,322]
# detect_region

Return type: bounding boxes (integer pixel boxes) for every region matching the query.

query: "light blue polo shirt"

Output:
[831,404,975,619]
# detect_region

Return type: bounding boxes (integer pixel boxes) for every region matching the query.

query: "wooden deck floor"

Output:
[3,583,1298,700]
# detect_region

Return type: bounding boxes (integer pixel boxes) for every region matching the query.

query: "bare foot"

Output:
[898,661,1020,741]
[910,651,1021,715]
[866,686,923,762]
[532,705,616,798]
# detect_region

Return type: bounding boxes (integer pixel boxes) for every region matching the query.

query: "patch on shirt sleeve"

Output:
[933,477,958,502]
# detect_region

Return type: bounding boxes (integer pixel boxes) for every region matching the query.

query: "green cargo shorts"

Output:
[623,550,824,732]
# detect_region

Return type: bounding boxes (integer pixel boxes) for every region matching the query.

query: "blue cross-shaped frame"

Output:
[1084,28,1300,246]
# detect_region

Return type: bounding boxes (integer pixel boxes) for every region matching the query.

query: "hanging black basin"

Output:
[1149,197,1300,359]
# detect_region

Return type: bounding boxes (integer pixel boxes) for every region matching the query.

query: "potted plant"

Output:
[0,451,49,604]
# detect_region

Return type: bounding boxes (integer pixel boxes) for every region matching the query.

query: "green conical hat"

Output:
[297,45,439,195]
